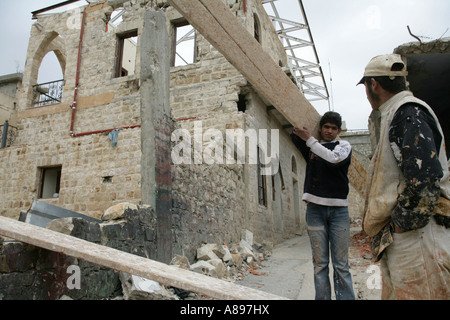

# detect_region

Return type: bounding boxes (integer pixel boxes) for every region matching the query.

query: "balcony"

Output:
[32,79,65,107]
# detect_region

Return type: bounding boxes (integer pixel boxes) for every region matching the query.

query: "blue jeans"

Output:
[306,203,355,300]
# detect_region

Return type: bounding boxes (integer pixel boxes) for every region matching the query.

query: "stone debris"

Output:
[0,201,273,300]
[101,202,139,221]
[181,229,272,283]
[119,272,179,300]
[46,217,74,235]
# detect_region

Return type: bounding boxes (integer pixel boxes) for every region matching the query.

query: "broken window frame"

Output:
[38,165,62,199]
[114,29,138,78]
[171,20,198,67]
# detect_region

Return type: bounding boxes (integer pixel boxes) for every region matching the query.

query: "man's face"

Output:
[319,123,341,142]
[365,79,382,110]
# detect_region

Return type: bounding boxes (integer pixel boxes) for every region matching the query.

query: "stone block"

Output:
[102,202,138,221]
[119,272,178,300]
[170,254,190,270]
[208,258,229,279]
[231,252,242,266]
[46,217,74,235]
[0,241,38,273]
[190,260,215,274]
[237,239,255,259]
[196,244,220,261]
[241,229,253,246]
[213,244,232,262]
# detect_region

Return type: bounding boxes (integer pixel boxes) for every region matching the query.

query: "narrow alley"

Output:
[238,220,382,300]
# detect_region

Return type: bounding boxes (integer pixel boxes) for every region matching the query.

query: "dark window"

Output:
[254,14,261,44]
[257,147,267,207]
[237,94,247,112]
[38,166,62,199]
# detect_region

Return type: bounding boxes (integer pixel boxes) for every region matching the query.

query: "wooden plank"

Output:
[167,0,366,195]
[168,0,320,134]
[0,216,287,300]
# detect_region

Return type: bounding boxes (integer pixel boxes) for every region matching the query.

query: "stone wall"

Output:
[0,0,365,269]
[0,205,156,300]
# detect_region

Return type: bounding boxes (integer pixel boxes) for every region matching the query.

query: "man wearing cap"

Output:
[358,54,450,300]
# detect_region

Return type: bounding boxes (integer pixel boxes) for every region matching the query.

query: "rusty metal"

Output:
[31,0,82,19]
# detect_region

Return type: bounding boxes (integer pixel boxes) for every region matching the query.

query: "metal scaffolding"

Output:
[262,0,329,105]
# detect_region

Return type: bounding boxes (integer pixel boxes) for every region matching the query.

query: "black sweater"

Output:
[290,133,352,207]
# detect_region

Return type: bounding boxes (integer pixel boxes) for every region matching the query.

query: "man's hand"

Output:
[292,127,312,142]
[393,223,405,234]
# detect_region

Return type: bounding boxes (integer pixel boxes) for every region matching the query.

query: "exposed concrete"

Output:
[140,9,173,263]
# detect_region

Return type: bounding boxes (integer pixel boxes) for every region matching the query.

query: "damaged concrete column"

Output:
[140,9,173,263]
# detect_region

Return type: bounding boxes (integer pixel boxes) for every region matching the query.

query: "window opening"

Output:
[257,146,267,207]
[237,94,247,113]
[254,14,261,44]
[102,176,113,184]
[278,162,285,190]
[33,51,64,107]
[115,30,138,78]
[110,8,124,27]
[172,22,197,67]
[291,155,297,174]
[39,166,62,199]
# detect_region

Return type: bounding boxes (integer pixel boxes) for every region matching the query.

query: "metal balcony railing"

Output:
[32,79,65,107]
[0,121,18,148]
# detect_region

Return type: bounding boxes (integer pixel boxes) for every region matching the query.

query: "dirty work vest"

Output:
[363,91,450,237]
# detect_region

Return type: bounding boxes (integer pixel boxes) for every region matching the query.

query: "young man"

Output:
[358,54,450,299]
[291,111,355,300]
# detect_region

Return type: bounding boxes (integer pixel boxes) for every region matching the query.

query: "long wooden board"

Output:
[168,0,319,132]
[167,0,367,196]
[0,216,287,300]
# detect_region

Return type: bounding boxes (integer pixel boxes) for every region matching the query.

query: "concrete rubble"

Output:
[181,231,272,283]
[0,201,275,300]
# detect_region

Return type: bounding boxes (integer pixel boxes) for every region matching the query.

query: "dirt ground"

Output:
[349,219,382,300]
[237,219,382,300]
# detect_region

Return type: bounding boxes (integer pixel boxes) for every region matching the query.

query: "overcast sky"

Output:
[0,0,448,130]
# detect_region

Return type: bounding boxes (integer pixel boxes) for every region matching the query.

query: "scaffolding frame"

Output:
[262,0,329,105]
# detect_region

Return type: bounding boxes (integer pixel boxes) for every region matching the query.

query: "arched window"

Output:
[30,31,66,108]
[38,51,64,84]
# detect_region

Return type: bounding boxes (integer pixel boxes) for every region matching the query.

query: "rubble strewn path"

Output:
[237,220,382,300]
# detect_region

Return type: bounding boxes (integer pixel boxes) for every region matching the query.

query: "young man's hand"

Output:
[293,127,312,141]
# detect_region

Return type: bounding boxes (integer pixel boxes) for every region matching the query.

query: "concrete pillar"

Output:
[140,9,173,263]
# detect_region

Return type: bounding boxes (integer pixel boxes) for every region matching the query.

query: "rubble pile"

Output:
[171,231,273,283]
[0,201,273,300]
[115,229,274,300]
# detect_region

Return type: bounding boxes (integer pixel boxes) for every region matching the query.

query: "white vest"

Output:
[363,91,450,237]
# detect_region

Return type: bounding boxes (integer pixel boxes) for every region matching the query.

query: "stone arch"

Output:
[24,31,67,108]
[30,31,66,85]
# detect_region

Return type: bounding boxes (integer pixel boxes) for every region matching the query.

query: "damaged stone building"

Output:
[0,0,368,299]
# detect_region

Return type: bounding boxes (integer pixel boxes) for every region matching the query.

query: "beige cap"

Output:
[357,54,408,85]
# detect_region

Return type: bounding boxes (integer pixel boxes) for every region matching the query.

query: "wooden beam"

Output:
[0,216,287,300]
[168,0,320,134]
[167,0,366,196]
